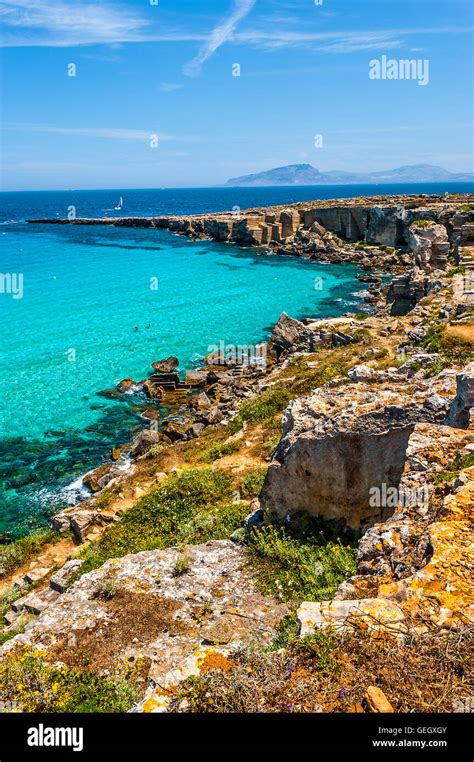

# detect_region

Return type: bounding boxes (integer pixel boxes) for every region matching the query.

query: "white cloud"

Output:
[0,0,149,46]
[183,0,256,77]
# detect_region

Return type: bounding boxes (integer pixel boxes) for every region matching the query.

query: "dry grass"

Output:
[169,626,473,714]
[49,590,192,675]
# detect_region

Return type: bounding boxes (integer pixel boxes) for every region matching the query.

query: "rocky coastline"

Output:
[2,193,473,714]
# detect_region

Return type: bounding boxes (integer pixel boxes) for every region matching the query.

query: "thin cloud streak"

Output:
[182,0,256,77]
[3,124,172,141]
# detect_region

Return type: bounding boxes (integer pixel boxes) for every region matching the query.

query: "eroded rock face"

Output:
[408,222,449,271]
[386,267,443,315]
[298,423,474,635]
[0,541,288,711]
[261,381,454,529]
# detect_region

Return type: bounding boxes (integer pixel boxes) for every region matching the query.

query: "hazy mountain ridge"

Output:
[224,163,474,187]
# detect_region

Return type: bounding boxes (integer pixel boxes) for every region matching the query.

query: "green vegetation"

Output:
[93,486,121,510]
[0,586,24,623]
[294,631,342,675]
[351,328,372,345]
[239,468,267,499]
[173,546,191,577]
[0,647,139,713]
[270,612,300,649]
[422,326,473,366]
[75,469,239,575]
[201,439,241,462]
[229,385,292,432]
[93,571,119,600]
[0,530,61,579]
[410,219,433,228]
[248,514,357,604]
[433,452,474,485]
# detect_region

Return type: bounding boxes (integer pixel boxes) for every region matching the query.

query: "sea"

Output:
[1,183,472,538]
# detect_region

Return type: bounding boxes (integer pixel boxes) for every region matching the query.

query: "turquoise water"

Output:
[0,218,365,538]
[1,183,471,538]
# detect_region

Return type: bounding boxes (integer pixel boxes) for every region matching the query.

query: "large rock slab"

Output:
[261,384,450,529]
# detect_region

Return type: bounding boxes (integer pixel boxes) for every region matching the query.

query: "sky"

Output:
[0,0,473,190]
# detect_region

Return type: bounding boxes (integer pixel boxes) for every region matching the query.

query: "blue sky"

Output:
[0,0,473,190]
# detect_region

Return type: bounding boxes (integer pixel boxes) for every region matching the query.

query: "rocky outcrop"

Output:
[270,313,315,358]
[0,541,288,713]
[82,463,122,493]
[408,221,450,270]
[298,422,474,634]
[261,371,456,529]
[386,267,442,315]
[151,357,179,373]
[29,195,474,272]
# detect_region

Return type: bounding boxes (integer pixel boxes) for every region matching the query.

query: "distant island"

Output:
[224,163,474,187]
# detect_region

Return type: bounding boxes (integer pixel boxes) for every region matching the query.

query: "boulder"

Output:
[116,378,135,392]
[261,385,450,529]
[141,379,165,400]
[83,464,121,493]
[49,560,85,593]
[161,421,188,443]
[185,370,208,386]
[347,365,376,383]
[270,312,314,358]
[202,407,224,426]
[365,687,394,713]
[130,429,161,458]
[186,422,205,439]
[151,357,179,373]
[70,510,98,543]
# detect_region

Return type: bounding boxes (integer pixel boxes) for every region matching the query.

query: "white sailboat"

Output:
[114,196,123,211]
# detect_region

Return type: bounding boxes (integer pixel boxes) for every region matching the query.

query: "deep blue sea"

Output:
[1,183,472,538]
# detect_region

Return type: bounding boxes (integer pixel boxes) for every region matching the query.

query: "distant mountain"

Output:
[224,163,474,187]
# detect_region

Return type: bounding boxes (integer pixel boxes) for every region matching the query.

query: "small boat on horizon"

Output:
[114,196,124,210]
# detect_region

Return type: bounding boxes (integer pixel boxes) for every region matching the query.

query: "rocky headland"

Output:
[2,193,472,714]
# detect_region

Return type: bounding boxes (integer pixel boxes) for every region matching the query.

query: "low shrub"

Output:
[0,647,139,713]
[0,530,60,579]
